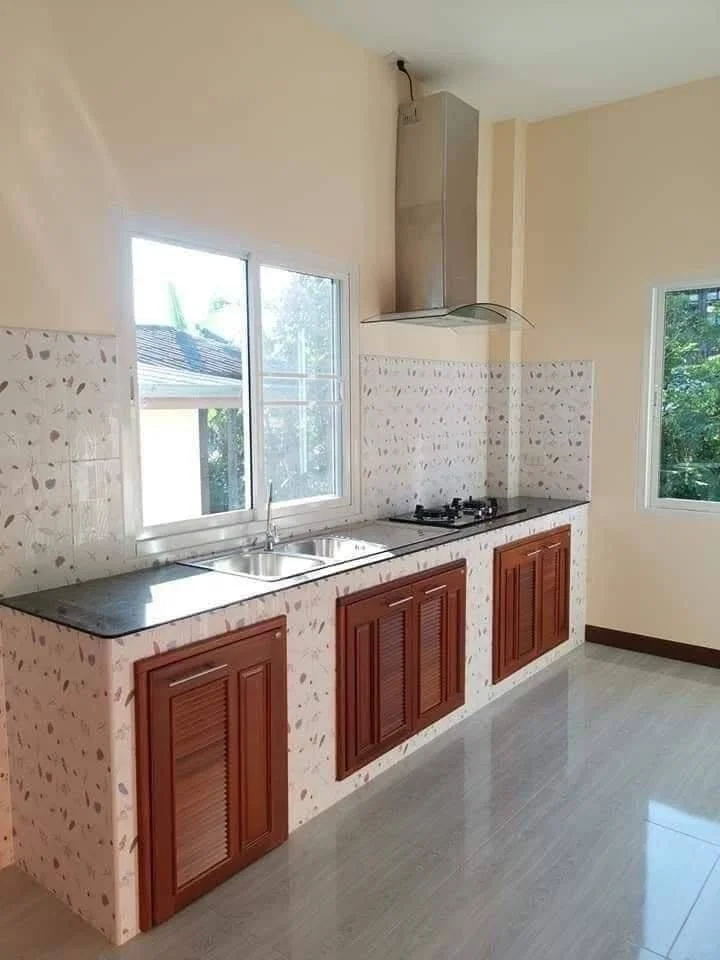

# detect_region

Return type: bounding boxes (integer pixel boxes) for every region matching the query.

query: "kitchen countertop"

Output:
[0,498,587,639]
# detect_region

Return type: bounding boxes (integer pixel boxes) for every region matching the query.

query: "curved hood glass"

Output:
[362,302,534,329]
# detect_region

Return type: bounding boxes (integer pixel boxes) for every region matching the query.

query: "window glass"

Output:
[130,238,350,538]
[658,286,720,502]
[131,238,250,527]
[260,266,344,504]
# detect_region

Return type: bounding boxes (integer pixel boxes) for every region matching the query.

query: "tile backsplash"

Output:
[360,355,488,518]
[0,332,594,599]
[519,361,594,499]
[0,328,123,599]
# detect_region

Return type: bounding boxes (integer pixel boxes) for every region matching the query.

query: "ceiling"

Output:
[293,0,720,119]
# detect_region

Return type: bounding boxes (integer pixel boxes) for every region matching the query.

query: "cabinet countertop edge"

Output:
[0,498,589,640]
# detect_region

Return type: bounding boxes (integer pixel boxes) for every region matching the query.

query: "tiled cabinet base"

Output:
[0,503,587,945]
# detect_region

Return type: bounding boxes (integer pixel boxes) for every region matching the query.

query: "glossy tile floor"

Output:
[3,643,720,960]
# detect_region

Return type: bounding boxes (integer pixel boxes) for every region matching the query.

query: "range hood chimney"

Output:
[363,91,533,330]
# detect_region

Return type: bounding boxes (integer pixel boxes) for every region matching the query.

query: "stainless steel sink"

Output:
[187,550,326,580]
[276,536,387,561]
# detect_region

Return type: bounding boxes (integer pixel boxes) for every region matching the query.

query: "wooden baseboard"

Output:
[586,625,720,670]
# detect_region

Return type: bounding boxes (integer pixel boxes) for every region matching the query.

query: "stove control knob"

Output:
[488,497,498,511]
[414,504,425,518]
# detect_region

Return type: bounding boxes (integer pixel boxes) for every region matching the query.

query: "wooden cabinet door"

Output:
[414,565,466,730]
[539,528,571,654]
[140,620,287,926]
[338,586,414,778]
[493,526,572,683]
[493,538,543,683]
[337,561,466,779]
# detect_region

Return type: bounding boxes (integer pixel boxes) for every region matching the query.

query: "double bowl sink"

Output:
[182,536,389,582]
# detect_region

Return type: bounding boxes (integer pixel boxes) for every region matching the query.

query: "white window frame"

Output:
[117,215,361,557]
[641,279,720,517]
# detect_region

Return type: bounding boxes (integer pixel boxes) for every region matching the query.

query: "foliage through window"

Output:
[649,284,720,506]
[130,237,348,533]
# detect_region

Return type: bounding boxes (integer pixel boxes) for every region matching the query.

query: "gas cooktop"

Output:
[387,497,527,529]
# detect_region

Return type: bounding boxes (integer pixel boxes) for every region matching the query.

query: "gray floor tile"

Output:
[669,860,720,960]
[4,645,720,960]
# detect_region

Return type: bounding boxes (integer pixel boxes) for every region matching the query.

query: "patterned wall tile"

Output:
[519,361,594,499]
[0,609,115,939]
[0,456,74,598]
[0,639,12,869]
[360,355,489,518]
[487,362,522,497]
[64,335,120,462]
[0,329,124,600]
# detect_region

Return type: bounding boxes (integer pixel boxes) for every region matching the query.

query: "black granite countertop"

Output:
[0,498,587,639]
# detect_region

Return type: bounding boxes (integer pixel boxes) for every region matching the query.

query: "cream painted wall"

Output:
[0,0,487,362]
[523,75,720,648]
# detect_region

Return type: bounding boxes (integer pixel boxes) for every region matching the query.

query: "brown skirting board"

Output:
[586,625,720,669]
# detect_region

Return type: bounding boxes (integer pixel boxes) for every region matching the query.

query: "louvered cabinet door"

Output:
[539,528,571,654]
[235,631,288,862]
[338,589,413,778]
[337,562,466,779]
[414,565,467,730]
[493,540,542,683]
[143,620,287,926]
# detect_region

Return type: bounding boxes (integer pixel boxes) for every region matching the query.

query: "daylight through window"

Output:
[130,237,349,534]
[647,284,720,509]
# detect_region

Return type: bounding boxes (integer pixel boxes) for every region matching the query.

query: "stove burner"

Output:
[414,503,462,522]
[388,496,527,529]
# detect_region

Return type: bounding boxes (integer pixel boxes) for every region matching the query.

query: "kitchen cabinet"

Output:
[336,561,466,779]
[493,525,570,683]
[135,617,288,928]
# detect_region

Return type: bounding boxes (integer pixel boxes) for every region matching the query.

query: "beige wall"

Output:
[523,75,720,647]
[0,0,488,361]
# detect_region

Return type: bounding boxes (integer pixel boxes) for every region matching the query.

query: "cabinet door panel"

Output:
[341,595,413,776]
[517,560,538,660]
[493,526,571,683]
[351,620,376,757]
[446,579,464,704]
[239,663,271,848]
[149,659,239,923]
[539,530,571,654]
[413,565,466,731]
[493,543,542,683]
[337,563,466,780]
[418,594,444,716]
[172,681,233,888]
[378,609,411,740]
[141,620,287,927]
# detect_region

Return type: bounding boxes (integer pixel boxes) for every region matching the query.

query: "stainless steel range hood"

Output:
[363,91,533,330]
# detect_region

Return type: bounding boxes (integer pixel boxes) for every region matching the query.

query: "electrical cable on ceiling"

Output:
[396,59,414,101]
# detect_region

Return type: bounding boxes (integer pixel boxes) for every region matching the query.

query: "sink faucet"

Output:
[265,481,278,550]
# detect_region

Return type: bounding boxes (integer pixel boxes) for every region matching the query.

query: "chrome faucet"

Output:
[265,480,278,550]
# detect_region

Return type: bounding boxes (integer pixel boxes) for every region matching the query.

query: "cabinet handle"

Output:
[169,663,229,687]
[387,596,412,608]
[546,541,562,549]
[424,584,447,595]
[526,548,543,557]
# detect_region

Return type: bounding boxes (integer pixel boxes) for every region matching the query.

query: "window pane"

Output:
[263,404,340,503]
[262,377,338,404]
[260,266,337,375]
[131,237,250,527]
[260,265,344,506]
[659,287,720,502]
